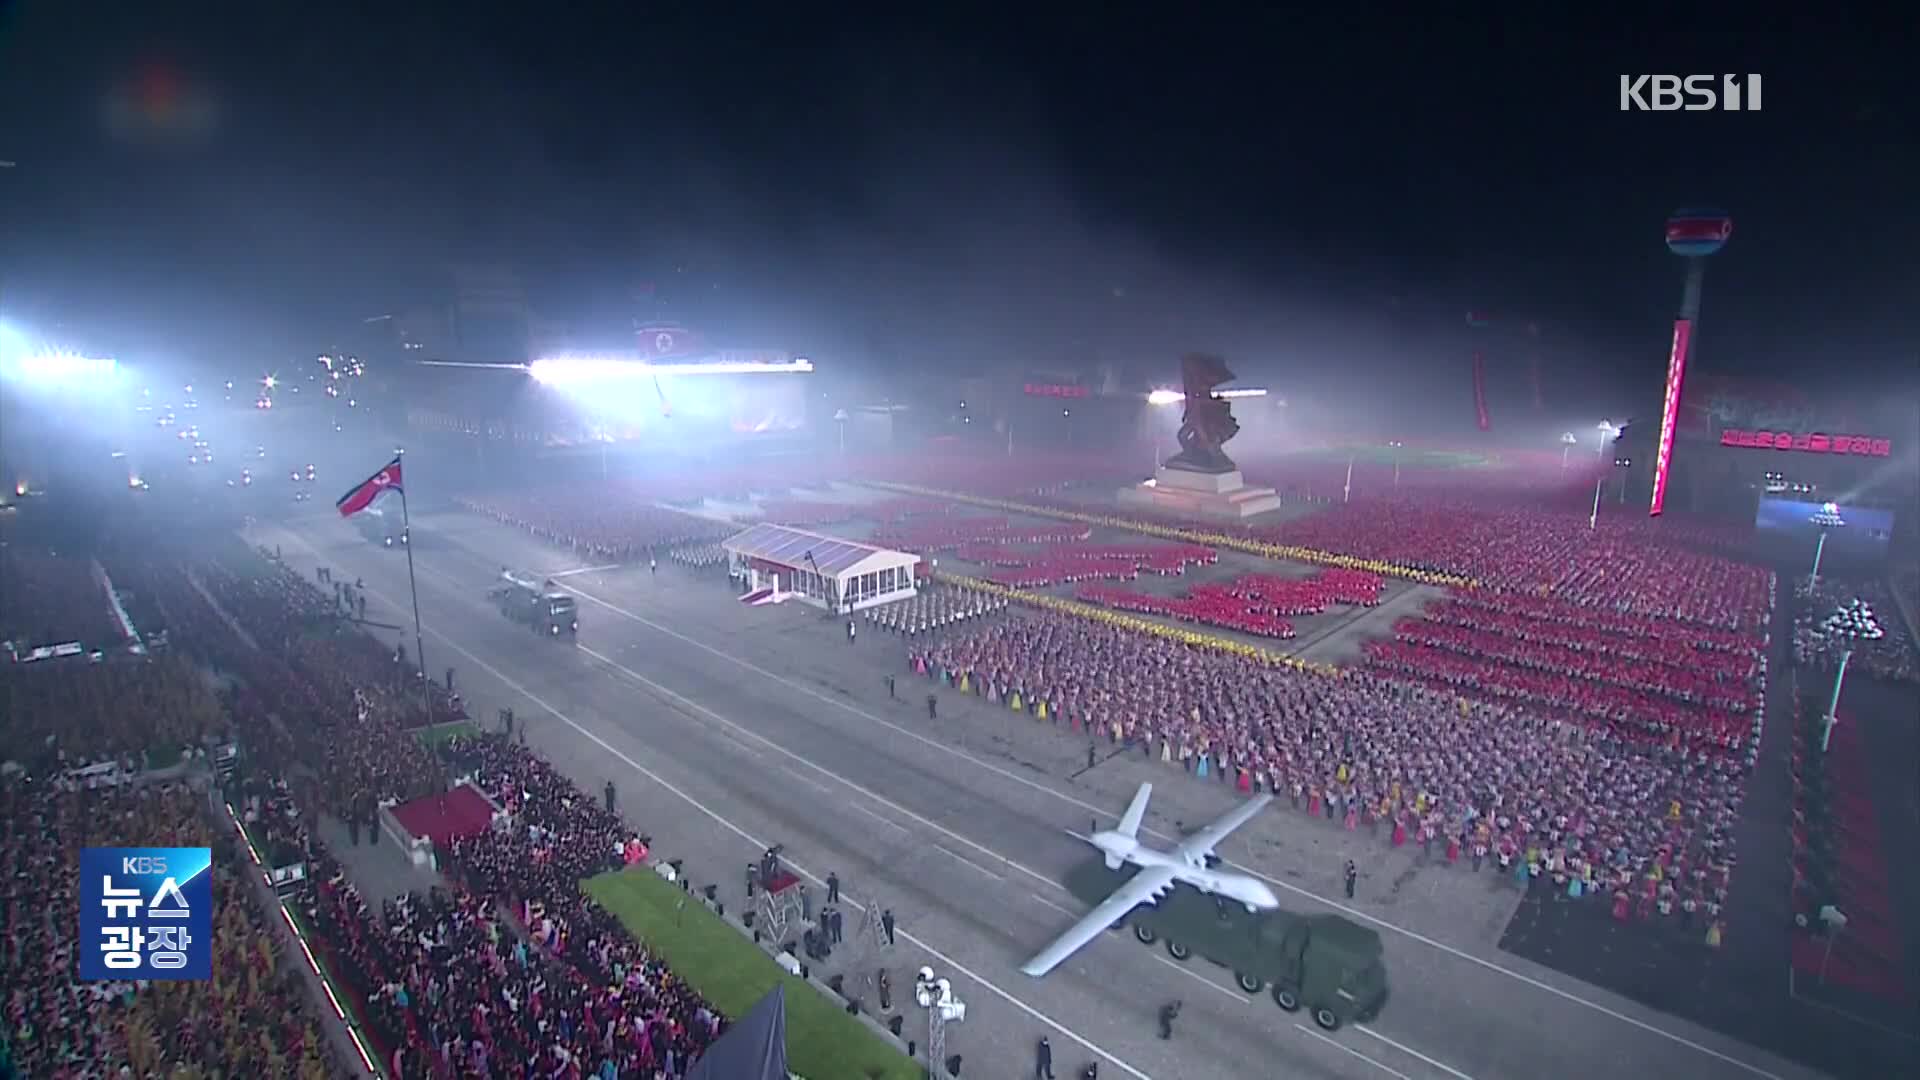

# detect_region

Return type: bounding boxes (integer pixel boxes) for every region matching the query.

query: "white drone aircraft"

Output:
[1021,782,1278,977]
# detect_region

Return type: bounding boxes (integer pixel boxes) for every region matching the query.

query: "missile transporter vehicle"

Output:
[1066,858,1389,1030]
[489,570,579,638]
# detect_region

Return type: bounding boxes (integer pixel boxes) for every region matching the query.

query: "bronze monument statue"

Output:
[1163,353,1242,474]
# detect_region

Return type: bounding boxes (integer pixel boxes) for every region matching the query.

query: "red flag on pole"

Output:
[336,457,403,517]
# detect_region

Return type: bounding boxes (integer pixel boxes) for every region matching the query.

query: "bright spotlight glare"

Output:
[262,374,278,390]
[1,351,120,386]
[529,355,815,384]
[1147,387,1267,406]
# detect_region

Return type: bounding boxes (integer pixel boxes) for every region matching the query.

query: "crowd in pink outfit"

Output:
[912,610,1743,928]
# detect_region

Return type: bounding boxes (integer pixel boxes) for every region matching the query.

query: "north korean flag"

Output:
[336,457,403,517]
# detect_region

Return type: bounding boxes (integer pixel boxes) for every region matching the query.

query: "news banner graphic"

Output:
[79,847,213,981]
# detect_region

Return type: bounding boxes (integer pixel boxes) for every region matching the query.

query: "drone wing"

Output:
[1019,865,1176,978]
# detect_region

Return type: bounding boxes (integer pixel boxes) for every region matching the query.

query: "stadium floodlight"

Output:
[1808,501,1846,583]
[527,355,814,385]
[0,349,120,387]
[1147,387,1267,405]
[1589,421,1621,529]
[1815,599,1883,752]
[1560,431,1578,469]
[262,374,278,390]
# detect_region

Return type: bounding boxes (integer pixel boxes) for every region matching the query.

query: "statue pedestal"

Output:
[1117,467,1283,520]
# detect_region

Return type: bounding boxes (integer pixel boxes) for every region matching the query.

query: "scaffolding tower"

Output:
[756,883,804,944]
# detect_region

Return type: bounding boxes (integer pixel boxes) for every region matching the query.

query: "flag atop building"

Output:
[336,457,403,517]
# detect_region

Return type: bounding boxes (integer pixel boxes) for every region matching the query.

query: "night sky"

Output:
[2,6,1915,428]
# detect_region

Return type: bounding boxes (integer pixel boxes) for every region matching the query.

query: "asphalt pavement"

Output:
[249,506,1831,1080]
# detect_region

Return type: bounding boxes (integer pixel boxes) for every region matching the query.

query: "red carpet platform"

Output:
[388,783,498,846]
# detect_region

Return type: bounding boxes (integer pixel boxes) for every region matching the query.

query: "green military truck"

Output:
[1066,858,1389,1030]
[488,570,579,638]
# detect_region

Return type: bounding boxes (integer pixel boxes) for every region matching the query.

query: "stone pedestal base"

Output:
[1117,467,1283,520]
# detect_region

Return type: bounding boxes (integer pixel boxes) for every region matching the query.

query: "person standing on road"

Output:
[881,909,896,945]
[927,694,938,720]
[847,619,857,645]
[1035,1035,1055,1078]
[1086,744,1097,770]
[826,871,841,903]
[1156,1000,1181,1040]
[649,553,657,575]
[604,780,617,814]
[1344,860,1358,899]
[886,673,896,698]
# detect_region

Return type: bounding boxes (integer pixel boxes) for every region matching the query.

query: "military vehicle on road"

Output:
[1065,858,1389,1030]
[488,569,578,638]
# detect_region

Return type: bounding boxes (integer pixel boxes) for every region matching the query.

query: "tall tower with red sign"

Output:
[1650,209,1733,516]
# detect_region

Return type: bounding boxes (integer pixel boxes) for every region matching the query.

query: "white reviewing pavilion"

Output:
[723,522,921,614]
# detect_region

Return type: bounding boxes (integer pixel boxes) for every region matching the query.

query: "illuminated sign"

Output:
[1649,319,1692,516]
[1023,383,1090,399]
[1719,430,1891,457]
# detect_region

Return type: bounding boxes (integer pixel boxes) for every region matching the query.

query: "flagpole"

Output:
[395,470,432,728]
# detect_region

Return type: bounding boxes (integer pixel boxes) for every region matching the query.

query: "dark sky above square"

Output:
[1,5,1914,419]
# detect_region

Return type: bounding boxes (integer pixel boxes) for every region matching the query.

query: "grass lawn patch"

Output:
[411,719,479,748]
[584,868,921,1080]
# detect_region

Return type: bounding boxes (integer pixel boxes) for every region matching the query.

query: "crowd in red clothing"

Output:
[911,609,1742,934]
[1074,569,1387,641]
[1792,575,1918,684]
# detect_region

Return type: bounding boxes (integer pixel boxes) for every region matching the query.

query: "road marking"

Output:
[570,641,1066,897]
[549,564,621,578]
[270,532,1160,1080]
[1356,1026,1477,1080]
[852,804,909,834]
[551,572,1789,1080]
[1031,893,1077,917]
[1151,955,1244,1001]
[1294,1025,1413,1080]
[933,843,1005,881]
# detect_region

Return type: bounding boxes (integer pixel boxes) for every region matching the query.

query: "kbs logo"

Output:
[79,847,213,981]
[1620,75,1762,111]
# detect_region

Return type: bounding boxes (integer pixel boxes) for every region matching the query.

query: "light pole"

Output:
[1808,502,1845,585]
[1342,454,1354,503]
[1615,455,1631,504]
[1388,441,1403,487]
[832,408,849,454]
[1816,599,1882,753]
[1560,431,1577,469]
[1589,421,1619,529]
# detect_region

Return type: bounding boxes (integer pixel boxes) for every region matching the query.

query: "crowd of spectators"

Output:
[1,656,231,771]
[1792,575,1918,684]
[912,610,1742,935]
[1,777,335,1079]
[0,546,123,651]
[145,537,730,1077]
[0,550,336,1078]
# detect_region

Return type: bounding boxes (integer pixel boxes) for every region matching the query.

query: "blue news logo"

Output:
[79,847,213,981]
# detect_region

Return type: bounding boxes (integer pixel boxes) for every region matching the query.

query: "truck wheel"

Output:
[1165,940,1190,962]
[1132,925,1156,945]
[1313,1006,1341,1031]
[1272,987,1300,1012]
[1235,972,1264,994]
